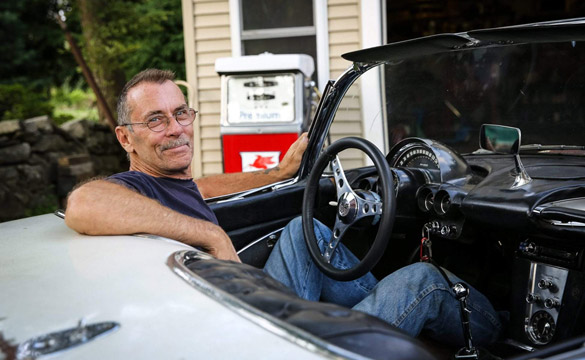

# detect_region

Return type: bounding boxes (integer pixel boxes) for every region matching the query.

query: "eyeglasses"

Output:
[120,108,198,132]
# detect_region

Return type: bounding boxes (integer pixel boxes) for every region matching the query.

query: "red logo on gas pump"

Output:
[240,151,281,172]
[251,155,276,169]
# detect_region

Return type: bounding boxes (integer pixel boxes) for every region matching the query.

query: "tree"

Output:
[0,0,185,122]
[124,0,186,80]
[0,0,80,119]
[73,0,185,123]
[0,0,78,89]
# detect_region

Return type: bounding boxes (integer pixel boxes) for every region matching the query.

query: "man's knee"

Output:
[276,216,306,254]
[281,216,331,249]
[377,262,452,296]
[287,216,303,232]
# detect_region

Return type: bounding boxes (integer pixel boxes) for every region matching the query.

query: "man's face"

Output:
[117,80,194,178]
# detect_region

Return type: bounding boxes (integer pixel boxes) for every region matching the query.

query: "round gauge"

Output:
[424,192,434,211]
[394,145,440,170]
[526,311,556,344]
[357,171,399,196]
[417,188,434,212]
[433,191,452,216]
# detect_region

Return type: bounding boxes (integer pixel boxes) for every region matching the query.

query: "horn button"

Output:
[338,192,358,223]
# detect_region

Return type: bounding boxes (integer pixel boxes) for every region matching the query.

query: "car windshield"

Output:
[382,41,585,153]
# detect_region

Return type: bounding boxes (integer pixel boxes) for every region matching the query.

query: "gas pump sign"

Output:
[216,53,314,173]
[227,74,295,124]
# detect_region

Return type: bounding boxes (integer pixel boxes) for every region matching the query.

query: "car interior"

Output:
[175,21,585,360]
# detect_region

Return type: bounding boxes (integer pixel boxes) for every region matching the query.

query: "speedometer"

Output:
[395,145,440,170]
[387,138,470,183]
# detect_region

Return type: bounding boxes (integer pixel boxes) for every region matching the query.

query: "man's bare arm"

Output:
[196,133,308,198]
[65,179,240,262]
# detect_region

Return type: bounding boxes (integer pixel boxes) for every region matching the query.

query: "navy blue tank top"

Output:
[107,171,218,225]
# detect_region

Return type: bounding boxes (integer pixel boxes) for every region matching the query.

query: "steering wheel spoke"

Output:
[331,155,353,197]
[359,196,383,218]
[322,219,346,263]
[322,217,350,262]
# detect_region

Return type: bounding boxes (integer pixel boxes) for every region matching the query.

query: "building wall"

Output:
[183,0,366,176]
[327,0,365,169]
[183,0,230,177]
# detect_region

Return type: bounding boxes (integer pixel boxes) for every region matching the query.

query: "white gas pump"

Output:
[215,53,314,172]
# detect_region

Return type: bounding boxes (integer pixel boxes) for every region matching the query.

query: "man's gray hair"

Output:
[116,69,176,127]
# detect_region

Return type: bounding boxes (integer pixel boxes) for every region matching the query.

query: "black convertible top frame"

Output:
[342,18,585,63]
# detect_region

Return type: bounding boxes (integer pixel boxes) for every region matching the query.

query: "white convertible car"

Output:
[4,19,585,360]
[2,214,394,359]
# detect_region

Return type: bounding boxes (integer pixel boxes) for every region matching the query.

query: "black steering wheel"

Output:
[302,137,396,281]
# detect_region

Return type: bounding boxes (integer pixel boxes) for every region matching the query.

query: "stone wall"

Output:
[0,116,128,222]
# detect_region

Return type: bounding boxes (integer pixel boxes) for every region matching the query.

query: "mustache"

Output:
[161,136,190,151]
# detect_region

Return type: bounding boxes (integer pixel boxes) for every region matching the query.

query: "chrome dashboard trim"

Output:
[524,262,569,345]
[533,197,585,227]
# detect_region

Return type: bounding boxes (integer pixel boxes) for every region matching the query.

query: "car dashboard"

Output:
[351,137,585,352]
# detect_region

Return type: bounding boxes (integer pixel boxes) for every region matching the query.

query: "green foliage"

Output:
[0,0,78,89]
[0,84,54,121]
[24,190,59,218]
[74,0,185,81]
[60,0,186,122]
[124,0,186,80]
[0,0,186,125]
[51,82,99,125]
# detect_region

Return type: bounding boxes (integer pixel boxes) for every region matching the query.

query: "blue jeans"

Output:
[264,217,505,347]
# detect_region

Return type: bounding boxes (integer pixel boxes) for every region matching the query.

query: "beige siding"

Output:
[328,0,356,4]
[194,1,229,14]
[195,27,231,40]
[187,0,231,176]
[199,101,220,114]
[329,31,360,44]
[197,51,232,64]
[195,14,230,27]
[327,0,364,168]
[329,18,359,32]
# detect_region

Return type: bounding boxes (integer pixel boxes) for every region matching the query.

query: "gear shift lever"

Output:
[420,223,482,359]
[453,282,479,359]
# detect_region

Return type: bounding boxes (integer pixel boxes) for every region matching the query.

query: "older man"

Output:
[65,69,307,262]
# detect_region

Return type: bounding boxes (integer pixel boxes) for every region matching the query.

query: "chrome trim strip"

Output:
[168,251,366,360]
[533,198,585,227]
[544,220,585,227]
[16,320,119,359]
[54,209,66,219]
[236,228,284,255]
[533,197,585,212]
[212,177,299,204]
[502,338,535,352]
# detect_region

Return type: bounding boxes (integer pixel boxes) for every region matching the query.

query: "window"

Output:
[231,0,325,85]
[241,0,314,29]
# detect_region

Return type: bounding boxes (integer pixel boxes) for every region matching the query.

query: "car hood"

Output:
[0,214,328,359]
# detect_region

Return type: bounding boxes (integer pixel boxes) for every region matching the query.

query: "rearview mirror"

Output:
[479,124,521,155]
